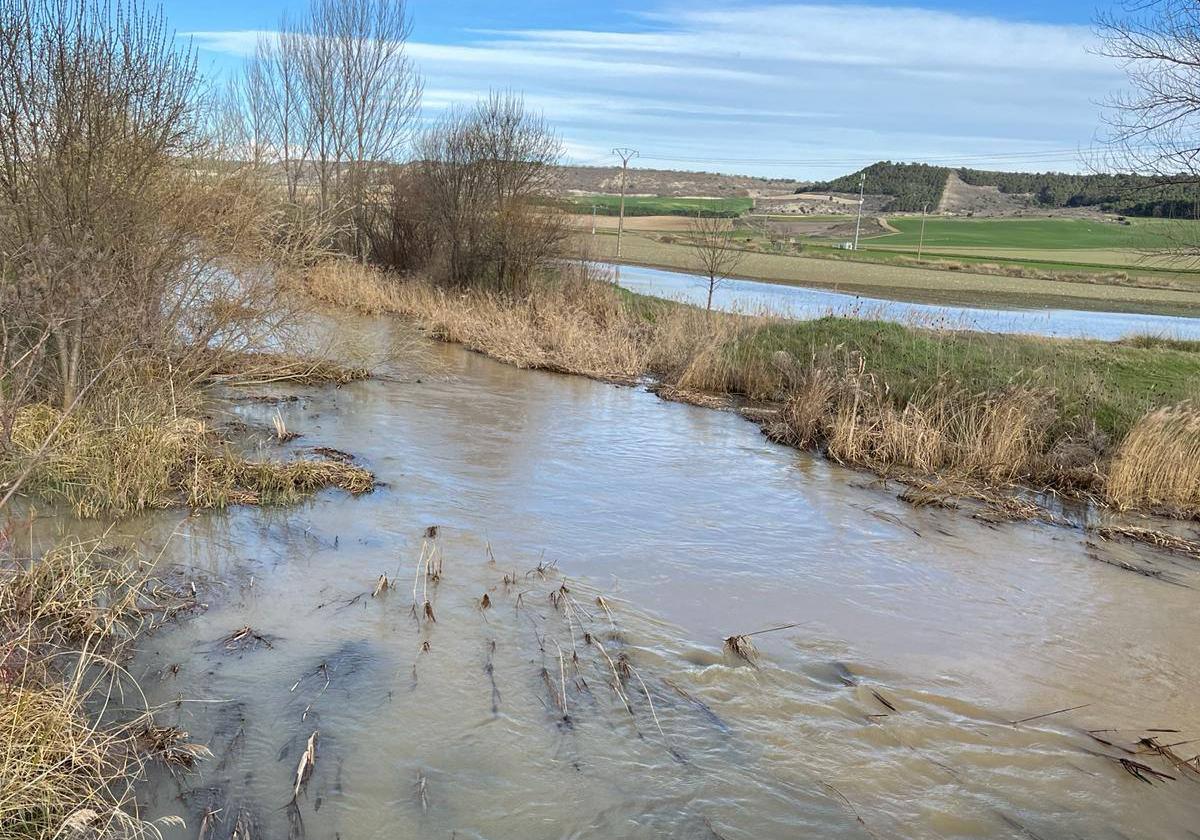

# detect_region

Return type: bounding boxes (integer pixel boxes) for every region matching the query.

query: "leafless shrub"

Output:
[400,91,568,291]
[0,0,303,413]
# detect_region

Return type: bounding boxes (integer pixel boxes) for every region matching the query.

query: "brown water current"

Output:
[41,313,1200,839]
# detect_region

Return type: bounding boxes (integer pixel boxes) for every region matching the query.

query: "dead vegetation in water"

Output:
[722,623,805,668]
[1095,526,1200,560]
[205,350,371,388]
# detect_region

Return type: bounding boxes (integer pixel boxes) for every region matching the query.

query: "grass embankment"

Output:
[582,230,1200,317]
[303,260,1200,516]
[1,538,201,839]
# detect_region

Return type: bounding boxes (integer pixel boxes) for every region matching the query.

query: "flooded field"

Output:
[612,262,1200,340]
[37,314,1200,839]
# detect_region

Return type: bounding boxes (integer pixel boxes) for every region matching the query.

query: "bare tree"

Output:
[1096,1,1200,247]
[410,91,566,290]
[232,0,423,257]
[686,215,745,311]
[0,0,299,409]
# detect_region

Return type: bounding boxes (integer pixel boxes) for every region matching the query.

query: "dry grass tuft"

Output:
[3,404,373,518]
[1107,402,1200,515]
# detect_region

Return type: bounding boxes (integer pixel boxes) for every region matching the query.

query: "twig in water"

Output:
[723,621,805,666]
[415,770,429,814]
[1010,704,1090,726]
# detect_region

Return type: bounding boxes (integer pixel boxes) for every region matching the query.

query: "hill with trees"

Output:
[807,161,1198,217]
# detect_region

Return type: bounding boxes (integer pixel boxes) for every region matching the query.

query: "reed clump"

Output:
[1107,402,1200,514]
[3,403,373,518]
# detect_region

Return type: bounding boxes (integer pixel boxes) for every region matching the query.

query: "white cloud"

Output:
[186,4,1125,178]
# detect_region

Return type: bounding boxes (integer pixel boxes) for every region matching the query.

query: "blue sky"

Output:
[169,1,1122,179]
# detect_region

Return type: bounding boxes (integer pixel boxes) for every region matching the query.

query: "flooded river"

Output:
[611,262,1200,341]
[45,314,1200,838]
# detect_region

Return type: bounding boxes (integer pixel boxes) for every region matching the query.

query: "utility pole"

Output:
[591,204,597,236]
[852,172,866,251]
[918,203,929,260]
[613,147,639,260]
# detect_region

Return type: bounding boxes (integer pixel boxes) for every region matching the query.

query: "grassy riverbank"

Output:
[302,260,1200,516]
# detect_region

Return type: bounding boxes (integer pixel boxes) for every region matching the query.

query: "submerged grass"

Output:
[3,402,373,518]
[301,259,1200,516]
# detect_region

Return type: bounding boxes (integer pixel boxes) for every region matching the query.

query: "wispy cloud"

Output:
[187,3,1123,177]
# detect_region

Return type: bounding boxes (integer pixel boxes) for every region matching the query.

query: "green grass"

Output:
[561,194,753,218]
[619,282,1200,440]
[705,312,1200,440]
[869,216,1192,251]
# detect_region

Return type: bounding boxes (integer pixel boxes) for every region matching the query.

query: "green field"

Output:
[562,194,754,218]
[868,216,1189,250]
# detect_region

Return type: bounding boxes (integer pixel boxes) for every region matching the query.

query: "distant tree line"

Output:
[805,162,948,212]
[958,169,1199,217]
[804,161,1200,217]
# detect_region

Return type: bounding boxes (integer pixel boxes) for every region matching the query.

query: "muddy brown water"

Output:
[35,313,1200,839]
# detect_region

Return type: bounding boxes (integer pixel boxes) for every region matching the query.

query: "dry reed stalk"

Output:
[586,634,633,713]
[271,410,299,443]
[723,622,804,667]
[371,575,390,598]
[292,731,318,801]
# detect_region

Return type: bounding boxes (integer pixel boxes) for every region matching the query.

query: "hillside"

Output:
[556,165,806,198]
[808,161,1198,217]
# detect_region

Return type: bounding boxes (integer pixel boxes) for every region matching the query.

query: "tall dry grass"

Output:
[1,539,193,840]
[1107,402,1200,513]
[770,371,1055,484]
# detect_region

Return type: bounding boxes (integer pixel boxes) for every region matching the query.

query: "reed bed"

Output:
[301,260,1200,517]
[3,403,373,518]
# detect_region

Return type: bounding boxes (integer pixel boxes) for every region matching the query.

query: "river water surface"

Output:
[57,313,1200,839]
[612,262,1200,340]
